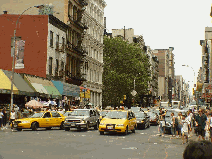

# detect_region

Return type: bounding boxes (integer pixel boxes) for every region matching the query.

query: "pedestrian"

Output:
[208,111,212,142]
[181,114,190,144]
[0,109,3,128]
[183,140,212,159]
[176,112,183,138]
[205,111,211,141]
[195,109,207,141]
[10,109,16,129]
[2,107,7,127]
[159,108,166,137]
[188,109,194,134]
[171,112,176,137]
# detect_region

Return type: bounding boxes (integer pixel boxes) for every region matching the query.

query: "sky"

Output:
[104,0,212,91]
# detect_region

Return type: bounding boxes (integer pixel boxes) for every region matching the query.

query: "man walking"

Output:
[195,109,207,141]
[159,108,166,137]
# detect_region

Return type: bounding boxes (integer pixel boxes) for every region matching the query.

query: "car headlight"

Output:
[81,120,85,123]
[21,121,30,123]
[116,124,124,127]
[99,123,105,125]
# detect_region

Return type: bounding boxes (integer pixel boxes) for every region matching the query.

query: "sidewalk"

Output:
[0,123,12,132]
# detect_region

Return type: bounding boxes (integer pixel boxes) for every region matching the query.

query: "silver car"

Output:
[64,109,99,131]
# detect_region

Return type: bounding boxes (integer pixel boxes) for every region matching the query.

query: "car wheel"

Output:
[16,128,22,131]
[132,126,135,133]
[64,127,70,131]
[94,121,99,130]
[86,122,89,131]
[31,122,38,131]
[60,121,64,130]
[148,122,150,128]
[46,127,52,130]
[124,126,128,135]
[100,131,104,135]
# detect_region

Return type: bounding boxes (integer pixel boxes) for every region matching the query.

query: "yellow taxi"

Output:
[12,111,66,131]
[99,110,136,135]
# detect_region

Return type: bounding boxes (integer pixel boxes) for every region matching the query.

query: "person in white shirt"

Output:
[181,115,190,144]
[10,110,16,123]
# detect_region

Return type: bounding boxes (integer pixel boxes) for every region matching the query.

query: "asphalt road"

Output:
[0,125,189,159]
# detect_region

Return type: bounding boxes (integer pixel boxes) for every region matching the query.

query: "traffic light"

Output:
[192,88,194,95]
[123,95,126,100]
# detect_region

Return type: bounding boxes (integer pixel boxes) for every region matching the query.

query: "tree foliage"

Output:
[102,36,151,107]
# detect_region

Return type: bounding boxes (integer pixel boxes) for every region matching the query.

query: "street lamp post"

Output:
[10,5,44,120]
[131,73,140,106]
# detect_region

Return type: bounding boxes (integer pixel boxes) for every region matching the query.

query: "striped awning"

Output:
[24,75,61,99]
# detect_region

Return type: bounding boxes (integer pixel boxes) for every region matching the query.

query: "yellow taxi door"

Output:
[51,112,62,126]
[42,112,52,127]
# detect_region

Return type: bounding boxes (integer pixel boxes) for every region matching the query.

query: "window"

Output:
[43,112,51,118]
[56,35,59,50]
[62,37,65,50]
[55,59,59,76]
[49,57,53,75]
[52,112,61,117]
[50,31,53,47]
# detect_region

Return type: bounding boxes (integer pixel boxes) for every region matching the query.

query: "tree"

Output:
[102,36,151,108]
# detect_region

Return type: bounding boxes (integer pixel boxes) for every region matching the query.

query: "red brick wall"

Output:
[0,14,48,78]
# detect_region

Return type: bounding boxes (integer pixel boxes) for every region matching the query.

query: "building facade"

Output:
[200,27,212,106]
[81,0,106,107]
[153,49,169,102]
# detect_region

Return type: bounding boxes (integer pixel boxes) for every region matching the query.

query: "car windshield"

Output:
[104,111,127,119]
[64,112,72,116]
[100,111,108,116]
[135,112,145,118]
[147,112,156,118]
[70,110,90,116]
[29,112,44,118]
[131,107,140,112]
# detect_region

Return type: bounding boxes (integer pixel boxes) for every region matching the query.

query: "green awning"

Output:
[43,85,61,99]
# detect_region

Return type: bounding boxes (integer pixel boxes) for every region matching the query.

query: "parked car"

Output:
[99,110,136,135]
[64,109,99,131]
[12,111,65,131]
[134,112,150,129]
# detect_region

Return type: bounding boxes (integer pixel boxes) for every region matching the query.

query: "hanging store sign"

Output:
[15,40,25,69]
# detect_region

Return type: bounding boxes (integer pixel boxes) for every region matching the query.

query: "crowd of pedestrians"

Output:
[158,107,212,145]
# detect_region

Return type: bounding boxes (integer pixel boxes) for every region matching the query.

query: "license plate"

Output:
[71,123,75,126]
[107,126,113,129]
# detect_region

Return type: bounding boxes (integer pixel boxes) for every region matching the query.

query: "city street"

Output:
[0,126,188,159]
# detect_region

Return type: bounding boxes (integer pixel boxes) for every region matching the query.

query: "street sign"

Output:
[131,90,137,96]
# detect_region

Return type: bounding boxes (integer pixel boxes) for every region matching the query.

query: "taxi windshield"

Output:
[100,111,108,116]
[70,110,90,116]
[104,111,127,119]
[135,112,145,118]
[30,112,44,118]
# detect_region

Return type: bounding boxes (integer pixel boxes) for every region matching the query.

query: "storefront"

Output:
[24,75,62,101]
[52,80,80,108]
[0,69,19,107]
